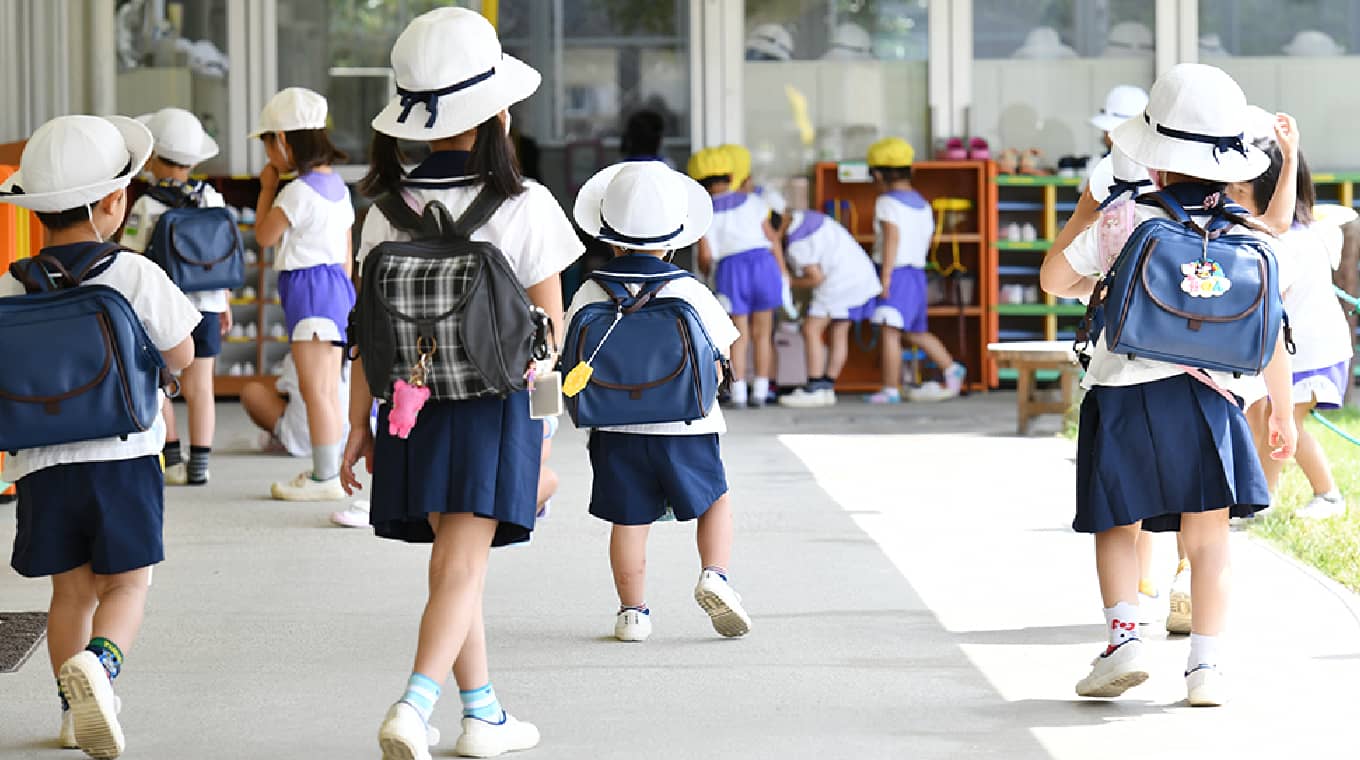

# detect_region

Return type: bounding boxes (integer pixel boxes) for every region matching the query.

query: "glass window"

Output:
[1200,0,1360,169]
[972,0,1156,174]
[742,1,930,189]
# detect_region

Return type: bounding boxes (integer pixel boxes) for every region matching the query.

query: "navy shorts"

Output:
[11,456,165,578]
[192,311,222,358]
[588,432,728,526]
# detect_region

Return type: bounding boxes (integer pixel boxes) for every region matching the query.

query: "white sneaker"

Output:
[271,471,346,501]
[163,462,188,486]
[694,570,751,638]
[59,651,124,759]
[614,608,652,642]
[779,387,835,408]
[331,501,370,528]
[1137,588,1162,626]
[1167,565,1192,636]
[1186,664,1229,706]
[60,708,77,749]
[453,713,540,758]
[906,380,958,403]
[1296,492,1346,520]
[1075,639,1149,698]
[378,701,440,760]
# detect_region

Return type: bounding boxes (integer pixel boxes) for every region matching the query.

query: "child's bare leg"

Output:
[906,331,955,376]
[1180,509,1230,635]
[1136,532,1155,593]
[802,316,830,378]
[90,568,152,652]
[161,397,177,444]
[1294,403,1337,495]
[412,513,496,680]
[729,315,751,384]
[537,438,558,507]
[1246,398,1286,492]
[696,493,733,571]
[240,380,287,434]
[879,325,903,390]
[610,525,651,608]
[1094,523,1141,607]
[826,321,851,378]
[291,339,343,479]
[48,566,98,676]
[181,358,215,447]
[452,595,489,692]
[750,310,775,379]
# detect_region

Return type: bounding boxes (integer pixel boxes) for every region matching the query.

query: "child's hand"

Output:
[259,163,280,192]
[879,281,892,299]
[339,425,375,496]
[1274,113,1299,161]
[1268,407,1298,461]
[218,308,233,336]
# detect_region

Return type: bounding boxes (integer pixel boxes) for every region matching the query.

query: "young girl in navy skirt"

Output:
[339,9,582,759]
[251,87,356,502]
[1040,64,1298,707]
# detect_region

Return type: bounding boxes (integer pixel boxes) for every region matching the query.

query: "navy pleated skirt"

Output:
[1075,374,1270,533]
[370,392,542,547]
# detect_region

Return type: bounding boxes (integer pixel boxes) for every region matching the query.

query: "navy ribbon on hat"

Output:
[1097,177,1154,210]
[1144,113,1247,163]
[598,214,684,247]
[396,66,496,129]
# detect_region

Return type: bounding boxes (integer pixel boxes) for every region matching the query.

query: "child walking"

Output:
[339,9,582,758]
[251,87,356,502]
[866,138,966,403]
[1040,64,1297,706]
[121,107,228,486]
[778,209,881,407]
[0,115,200,757]
[567,160,750,642]
[691,147,787,407]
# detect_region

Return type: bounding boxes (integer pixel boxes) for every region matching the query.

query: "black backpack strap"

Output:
[450,187,505,239]
[145,184,191,209]
[374,191,425,235]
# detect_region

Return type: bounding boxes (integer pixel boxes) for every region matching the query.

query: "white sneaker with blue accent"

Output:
[453,712,540,758]
[694,570,751,638]
[378,702,440,760]
[58,651,124,759]
[615,608,652,642]
[1186,664,1228,707]
[1075,639,1149,697]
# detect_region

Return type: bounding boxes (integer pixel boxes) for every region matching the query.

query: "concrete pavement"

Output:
[2,394,1358,759]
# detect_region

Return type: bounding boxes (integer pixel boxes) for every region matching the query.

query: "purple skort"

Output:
[714,247,783,316]
[278,263,356,345]
[868,266,928,332]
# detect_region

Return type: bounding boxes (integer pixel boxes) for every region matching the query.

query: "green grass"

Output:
[1251,408,1360,592]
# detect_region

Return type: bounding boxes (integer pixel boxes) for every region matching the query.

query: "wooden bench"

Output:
[988,341,1080,435]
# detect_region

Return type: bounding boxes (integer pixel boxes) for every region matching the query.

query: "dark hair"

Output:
[1250,139,1315,226]
[358,116,524,200]
[871,166,912,183]
[698,175,732,191]
[155,155,191,170]
[621,109,665,158]
[264,129,348,175]
[35,202,98,231]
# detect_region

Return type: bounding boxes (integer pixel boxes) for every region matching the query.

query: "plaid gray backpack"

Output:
[352,188,550,402]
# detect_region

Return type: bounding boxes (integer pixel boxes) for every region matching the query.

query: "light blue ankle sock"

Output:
[401,673,442,724]
[459,683,504,723]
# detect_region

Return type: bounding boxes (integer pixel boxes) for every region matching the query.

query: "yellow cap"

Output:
[722,144,752,186]
[867,137,915,168]
[687,147,734,181]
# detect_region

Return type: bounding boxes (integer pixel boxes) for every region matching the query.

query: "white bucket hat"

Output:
[1283,30,1344,57]
[0,115,152,213]
[1012,27,1076,59]
[1089,146,1154,208]
[249,87,328,139]
[1091,85,1150,131]
[1242,105,1278,144]
[138,107,219,165]
[1105,21,1154,57]
[822,22,873,60]
[746,23,794,61]
[372,7,541,142]
[573,162,712,251]
[1110,63,1269,183]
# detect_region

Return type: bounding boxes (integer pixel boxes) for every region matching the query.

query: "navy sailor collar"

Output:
[404,150,477,189]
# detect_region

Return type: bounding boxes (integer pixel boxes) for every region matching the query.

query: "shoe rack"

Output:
[811,160,997,392]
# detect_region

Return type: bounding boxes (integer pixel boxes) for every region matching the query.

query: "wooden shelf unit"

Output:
[812,159,997,392]
[991,175,1085,351]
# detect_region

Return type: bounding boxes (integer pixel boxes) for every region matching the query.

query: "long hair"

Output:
[1250,139,1315,226]
[358,132,406,198]
[358,116,524,200]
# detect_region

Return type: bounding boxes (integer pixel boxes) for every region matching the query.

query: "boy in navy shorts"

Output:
[0,115,200,757]
[567,161,752,643]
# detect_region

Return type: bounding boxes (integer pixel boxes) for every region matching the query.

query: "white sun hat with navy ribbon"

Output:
[0,115,153,213]
[372,7,541,142]
[1090,85,1149,132]
[1089,146,1154,209]
[573,162,713,251]
[1110,63,1269,184]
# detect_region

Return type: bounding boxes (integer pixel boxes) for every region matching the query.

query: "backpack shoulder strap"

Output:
[450,187,505,239]
[1137,190,1210,236]
[145,184,190,209]
[374,191,425,235]
[590,269,692,314]
[8,244,121,293]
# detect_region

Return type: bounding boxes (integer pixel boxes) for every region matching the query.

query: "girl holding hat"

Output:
[250,86,356,503]
[566,160,750,643]
[866,137,967,403]
[121,107,229,488]
[339,8,582,758]
[1041,63,1298,707]
[691,146,787,407]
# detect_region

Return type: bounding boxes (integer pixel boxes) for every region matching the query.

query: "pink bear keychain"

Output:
[389,338,435,439]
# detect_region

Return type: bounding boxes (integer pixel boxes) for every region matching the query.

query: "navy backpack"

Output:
[561,255,728,428]
[0,245,166,453]
[144,183,245,293]
[1076,190,1291,376]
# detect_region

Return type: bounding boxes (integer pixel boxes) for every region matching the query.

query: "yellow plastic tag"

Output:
[562,362,594,397]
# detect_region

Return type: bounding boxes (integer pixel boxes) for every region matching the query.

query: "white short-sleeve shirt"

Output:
[785,211,880,314]
[703,192,772,262]
[1063,194,1290,395]
[1277,223,1354,373]
[121,181,230,313]
[0,246,201,481]
[274,172,355,271]
[565,273,740,435]
[873,190,934,269]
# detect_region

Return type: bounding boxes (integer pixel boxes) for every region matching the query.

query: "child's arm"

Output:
[1258,113,1300,236]
[1262,332,1298,460]
[878,221,898,296]
[763,219,789,277]
[788,263,825,290]
[1040,188,1102,298]
[340,354,376,496]
[342,228,354,280]
[527,273,565,354]
[162,335,195,373]
[697,237,714,277]
[254,163,290,248]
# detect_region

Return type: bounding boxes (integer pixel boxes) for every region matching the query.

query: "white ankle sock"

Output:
[1104,602,1140,647]
[1188,633,1223,670]
[753,377,770,400]
[731,380,748,404]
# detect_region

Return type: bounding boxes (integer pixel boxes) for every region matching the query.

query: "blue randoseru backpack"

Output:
[561,257,728,428]
[144,183,245,293]
[0,245,166,453]
[1076,190,1291,376]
